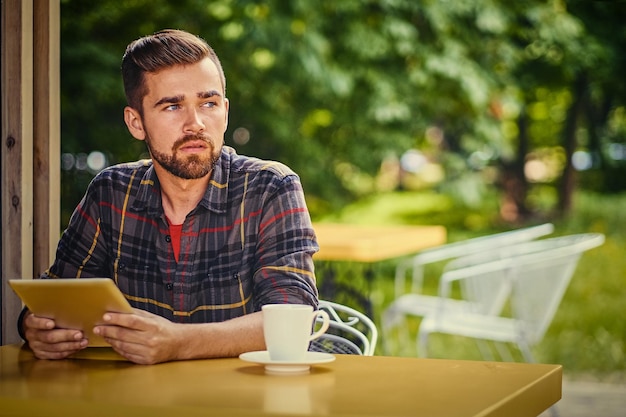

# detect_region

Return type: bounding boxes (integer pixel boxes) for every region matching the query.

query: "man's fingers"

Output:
[24,314,55,330]
[94,322,144,345]
[102,311,146,329]
[27,327,84,345]
[98,332,156,364]
[30,339,88,357]
[28,334,89,360]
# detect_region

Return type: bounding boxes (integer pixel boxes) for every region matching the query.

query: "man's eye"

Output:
[165,104,180,111]
[202,101,216,108]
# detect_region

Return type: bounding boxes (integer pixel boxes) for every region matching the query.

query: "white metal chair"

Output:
[392,222,554,299]
[309,300,378,356]
[416,233,605,362]
[382,223,554,352]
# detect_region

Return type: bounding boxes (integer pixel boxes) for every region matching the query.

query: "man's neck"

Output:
[155,165,212,225]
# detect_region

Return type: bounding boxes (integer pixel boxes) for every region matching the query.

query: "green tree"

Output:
[566,0,626,196]
[59,0,626,227]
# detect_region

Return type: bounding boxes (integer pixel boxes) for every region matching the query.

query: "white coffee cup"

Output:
[262,304,330,361]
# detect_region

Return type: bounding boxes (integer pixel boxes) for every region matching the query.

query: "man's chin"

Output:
[151,146,221,180]
[174,156,219,179]
[173,165,213,180]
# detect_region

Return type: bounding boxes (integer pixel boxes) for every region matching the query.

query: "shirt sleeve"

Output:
[41,176,110,279]
[252,174,320,310]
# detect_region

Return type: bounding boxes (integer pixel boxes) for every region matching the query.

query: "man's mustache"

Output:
[173,134,212,150]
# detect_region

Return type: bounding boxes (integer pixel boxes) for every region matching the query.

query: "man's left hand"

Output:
[93,309,182,364]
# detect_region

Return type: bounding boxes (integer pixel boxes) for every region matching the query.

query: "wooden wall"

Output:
[1,0,60,345]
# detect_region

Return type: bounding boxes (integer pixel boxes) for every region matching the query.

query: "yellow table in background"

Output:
[0,344,561,417]
[313,223,447,262]
[312,223,446,314]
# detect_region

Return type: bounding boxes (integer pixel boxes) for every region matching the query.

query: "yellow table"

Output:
[0,344,561,417]
[313,223,447,262]
[312,223,446,314]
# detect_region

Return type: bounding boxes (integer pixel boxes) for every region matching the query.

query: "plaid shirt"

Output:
[43,146,319,323]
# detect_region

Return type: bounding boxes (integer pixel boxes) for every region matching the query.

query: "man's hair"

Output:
[121,29,226,112]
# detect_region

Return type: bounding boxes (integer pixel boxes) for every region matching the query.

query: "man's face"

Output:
[124,57,229,180]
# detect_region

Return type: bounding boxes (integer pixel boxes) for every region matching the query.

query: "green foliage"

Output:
[59,0,626,224]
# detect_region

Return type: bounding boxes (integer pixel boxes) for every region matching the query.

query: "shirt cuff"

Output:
[17,306,30,342]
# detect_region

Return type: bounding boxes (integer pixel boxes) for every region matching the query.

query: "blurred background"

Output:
[59,0,624,379]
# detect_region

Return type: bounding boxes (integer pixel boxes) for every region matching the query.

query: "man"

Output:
[19,29,319,364]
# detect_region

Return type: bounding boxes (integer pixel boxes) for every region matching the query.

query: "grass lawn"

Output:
[314,190,626,381]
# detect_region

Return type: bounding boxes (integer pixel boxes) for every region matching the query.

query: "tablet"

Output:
[9,278,134,347]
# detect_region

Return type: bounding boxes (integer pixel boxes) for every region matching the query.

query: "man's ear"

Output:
[124,106,146,140]
[223,98,230,133]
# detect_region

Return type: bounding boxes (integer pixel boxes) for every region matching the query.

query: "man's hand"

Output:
[23,312,89,359]
[93,309,182,365]
[95,309,265,365]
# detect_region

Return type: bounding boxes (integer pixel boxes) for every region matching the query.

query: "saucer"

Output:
[239,351,335,374]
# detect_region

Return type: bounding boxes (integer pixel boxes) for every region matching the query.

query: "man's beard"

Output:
[146,133,221,179]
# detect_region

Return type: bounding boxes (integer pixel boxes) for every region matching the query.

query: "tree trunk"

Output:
[557,73,588,216]
[498,106,531,224]
[585,94,612,170]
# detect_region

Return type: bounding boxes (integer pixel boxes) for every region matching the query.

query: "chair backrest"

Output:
[395,223,554,297]
[309,300,378,356]
[438,253,513,316]
[507,233,604,344]
[439,233,605,344]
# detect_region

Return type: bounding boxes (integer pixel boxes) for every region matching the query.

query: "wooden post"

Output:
[1,0,34,345]
[2,0,58,345]
[33,0,61,276]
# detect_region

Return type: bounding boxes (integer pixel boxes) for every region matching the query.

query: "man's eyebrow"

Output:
[153,91,222,108]
[198,90,222,99]
[154,95,184,108]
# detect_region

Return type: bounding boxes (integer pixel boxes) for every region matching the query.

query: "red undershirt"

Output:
[167,218,183,262]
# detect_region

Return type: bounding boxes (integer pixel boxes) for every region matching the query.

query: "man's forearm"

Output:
[175,311,265,360]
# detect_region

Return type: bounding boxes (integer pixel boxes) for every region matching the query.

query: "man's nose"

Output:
[183,108,206,133]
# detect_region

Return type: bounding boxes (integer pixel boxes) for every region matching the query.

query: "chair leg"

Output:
[417,328,430,358]
[381,308,402,355]
[475,340,495,361]
[382,304,407,329]
[517,341,536,363]
[494,342,514,362]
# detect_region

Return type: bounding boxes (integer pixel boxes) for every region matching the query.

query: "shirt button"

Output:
[165,235,171,242]
[166,283,173,290]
